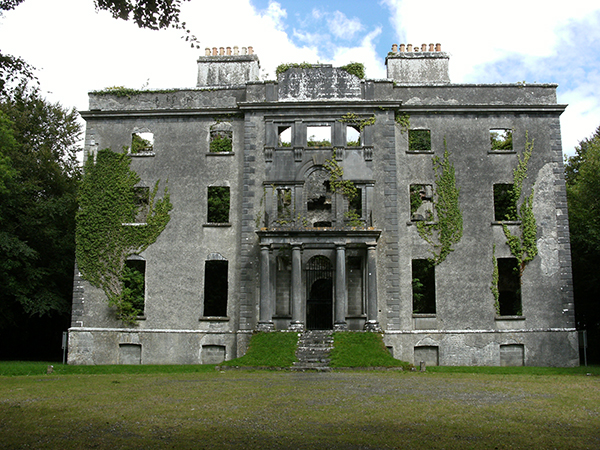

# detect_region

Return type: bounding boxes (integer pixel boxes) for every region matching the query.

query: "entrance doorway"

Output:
[306,256,333,330]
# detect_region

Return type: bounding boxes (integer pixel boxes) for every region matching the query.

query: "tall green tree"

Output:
[0,82,81,357]
[565,125,600,362]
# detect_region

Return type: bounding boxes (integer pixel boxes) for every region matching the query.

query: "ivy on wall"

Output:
[416,142,463,265]
[491,244,500,314]
[338,113,376,131]
[76,149,172,324]
[501,133,538,275]
[339,63,365,79]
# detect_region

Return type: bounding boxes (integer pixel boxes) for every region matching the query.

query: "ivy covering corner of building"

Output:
[75,148,173,324]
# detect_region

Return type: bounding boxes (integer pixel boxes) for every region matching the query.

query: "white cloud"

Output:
[330,28,386,79]
[560,83,600,156]
[328,11,364,40]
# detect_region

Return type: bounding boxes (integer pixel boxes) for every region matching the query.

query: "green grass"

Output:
[1,370,599,449]
[220,331,299,367]
[330,332,411,368]
[0,361,216,376]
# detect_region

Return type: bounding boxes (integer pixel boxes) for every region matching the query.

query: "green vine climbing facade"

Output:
[76,149,173,324]
[416,143,463,265]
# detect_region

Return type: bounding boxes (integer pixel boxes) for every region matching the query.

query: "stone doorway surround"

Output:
[256,229,381,332]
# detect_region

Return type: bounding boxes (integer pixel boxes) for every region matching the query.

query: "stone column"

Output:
[365,242,381,331]
[334,243,348,331]
[258,243,274,331]
[289,242,304,331]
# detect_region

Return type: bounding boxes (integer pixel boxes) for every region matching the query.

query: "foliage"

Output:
[416,143,463,265]
[0,84,81,329]
[130,132,152,153]
[491,244,500,314]
[220,332,299,367]
[338,112,375,131]
[501,133,537,275]
[395,111,410,133]
[339,62,365,79]
[275,62,313,76]
[491,129,513,151]
[329,332,410,368]
[209,134,232,153]
[207,186,229,223]
[323,150,358,201]
[565,125,600,360]
[409,129,432,151]
[120,262,145,314]
[76,149,172,324]
[91,86,179,98]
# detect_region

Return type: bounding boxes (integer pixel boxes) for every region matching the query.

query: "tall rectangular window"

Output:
[122,259,145,315]
[410,184,433,221]
[412,259,435,314]
[497,258,522,316]
[277,188,293,221]
[203,260,228,317]
[207,186,230,223]
[493,184,517,221]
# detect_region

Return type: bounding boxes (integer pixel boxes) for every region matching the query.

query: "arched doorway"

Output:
[306,255,333,330]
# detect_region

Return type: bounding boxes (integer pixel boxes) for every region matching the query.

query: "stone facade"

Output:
[68,44,579,367]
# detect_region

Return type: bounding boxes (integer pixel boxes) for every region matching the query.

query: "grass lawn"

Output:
[1,365,599,449]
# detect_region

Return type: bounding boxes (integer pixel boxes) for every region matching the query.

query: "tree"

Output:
[565,125,600,362]
[0,82,81,358]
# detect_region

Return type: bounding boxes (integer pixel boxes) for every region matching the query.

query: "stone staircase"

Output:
[292,330,333,372]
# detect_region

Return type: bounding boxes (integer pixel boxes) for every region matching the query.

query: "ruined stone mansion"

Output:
[68,44,579,367]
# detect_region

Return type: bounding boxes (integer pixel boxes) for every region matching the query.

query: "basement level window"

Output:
[131,132,154,154]
[408,129,431,152]
[490,129,513,151]
[493,184,517,221]
[207,186,230,224]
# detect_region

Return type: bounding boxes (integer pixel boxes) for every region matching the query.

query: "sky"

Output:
[1,0,599,156]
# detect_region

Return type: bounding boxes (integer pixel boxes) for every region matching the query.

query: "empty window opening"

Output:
[497,258,522,316]
[131,132,154,154]
[499,344,524,366]
[490,129,513,151]
[210,123,233,153]
[349,187,362,217]
[277,188,293,221]
[307,180,332,211]
[278,126,292,147]
[494,184,517,221]
[306,125,331,147]
[121,259,145,315]
[132,187,149,223]
[346,126,360,147]
[408,129,431,151]
[410,184,433,221]
[412,259,435,314]
[414,345,439,366]
[207,186,230,223]
[203,260,228,317]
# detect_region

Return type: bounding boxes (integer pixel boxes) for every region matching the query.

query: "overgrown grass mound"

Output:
[330,332,411,368]
[220,332,299,367]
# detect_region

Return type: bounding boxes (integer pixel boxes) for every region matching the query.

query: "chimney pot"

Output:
[429,43,434,52]
[212,47,217,56]
[435,43,441,52]
[219,47,225,56]
[205,48,211,56]
[248,46,254,55]
[233,46,239,55]
[407,44,413,52]
[242,47,247,55]
[421,44,427,52]
[392,43,398,53]
[400,44,406,52]
[226,46,232,55]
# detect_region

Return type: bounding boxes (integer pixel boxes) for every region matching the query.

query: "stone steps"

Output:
[292,330,333,372]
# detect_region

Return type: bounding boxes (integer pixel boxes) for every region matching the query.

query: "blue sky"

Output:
[0,0,598,154]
